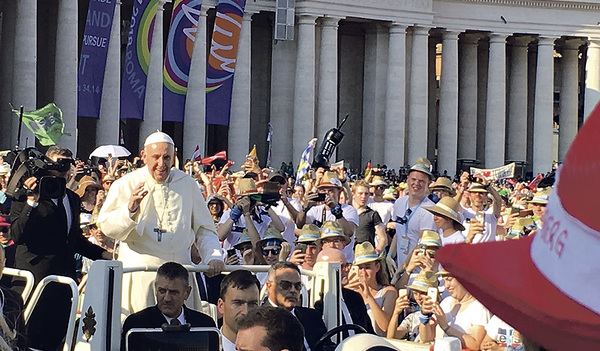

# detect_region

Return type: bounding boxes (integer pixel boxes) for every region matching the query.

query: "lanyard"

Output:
[404,197,426,236]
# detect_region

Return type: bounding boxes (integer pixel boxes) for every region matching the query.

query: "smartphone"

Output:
[519,209,534,217]
[315,193,326,202]
[510,207,520,214]
[295,243,308,254]
[227,249,237,258]
[399,288,408,298]
[428,287,438,302]
[475,211,485,223]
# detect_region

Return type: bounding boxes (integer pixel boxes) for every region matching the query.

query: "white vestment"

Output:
[97,166,222,315]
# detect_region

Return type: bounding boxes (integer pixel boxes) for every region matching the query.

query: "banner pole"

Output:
[16,105,24,151]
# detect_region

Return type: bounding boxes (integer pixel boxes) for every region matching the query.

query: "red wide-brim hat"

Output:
[437,102,600,351]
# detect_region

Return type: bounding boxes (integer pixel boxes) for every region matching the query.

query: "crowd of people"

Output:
[0,130,556,351]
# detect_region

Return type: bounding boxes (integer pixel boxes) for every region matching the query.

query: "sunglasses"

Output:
[262,248,281,256]
[376,185,386,190]
[395,208,413,224]
[278,280,302,291]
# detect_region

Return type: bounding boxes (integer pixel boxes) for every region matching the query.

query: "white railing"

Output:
[3,267,35,302]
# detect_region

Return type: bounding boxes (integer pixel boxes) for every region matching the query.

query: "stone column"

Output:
[485,33,508,168]
[13,0,36,148]
[457,33,479,161]
[317,17,340,156]
[292,15,317,159]
[183,5,208,159]
[228,11,253,164]
[533,37,556,175]
[384,23,407,168]
[55,0,78,154]
[506,36,531,164]
[140,0,165,149]
[559,39,582,161]
[407,26,429,164]
[584,38,600,120]
[362,23,388,164]
[97,0,122,146]
[438,30,459,176]
[270,37,296,166]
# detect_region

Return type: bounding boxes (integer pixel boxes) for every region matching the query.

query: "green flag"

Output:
[13,103,70,146]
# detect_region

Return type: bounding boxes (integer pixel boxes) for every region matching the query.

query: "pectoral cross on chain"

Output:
[154,228,164,242]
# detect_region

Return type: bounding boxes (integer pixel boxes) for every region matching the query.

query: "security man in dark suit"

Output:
[265,261,329,351]
[9,145,111,350]
[121,262,215,350]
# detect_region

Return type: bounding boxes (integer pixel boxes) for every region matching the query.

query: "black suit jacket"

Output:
[121,305,216,350]
[1,286,27,350]
[314,288,375,337]
[10,189,106,283]
[293,306,329,351]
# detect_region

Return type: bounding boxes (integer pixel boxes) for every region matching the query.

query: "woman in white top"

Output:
[423,197,466,246]
[353,242,398,336]
[420,269,491,349]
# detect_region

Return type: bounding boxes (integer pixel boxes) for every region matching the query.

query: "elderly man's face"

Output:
[155,275,191,318]
[407,171,429,198]
[141,142,174,182]
[218,284,260,335]
[267,268,302,310]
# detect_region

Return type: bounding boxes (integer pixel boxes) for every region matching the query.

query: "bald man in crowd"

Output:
[98,131,223,314]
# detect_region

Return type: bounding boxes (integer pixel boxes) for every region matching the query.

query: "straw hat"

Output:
[316,221,350,246]
[397,182,407,190]
[407,270,439,293]
[236,178,260,196]
[369,175,388,187]
[317,171,343,189]
[296,224,321,244]
[436,103,600,350]
[528,187,551,205]
[75,176,102,198]
[429,177,456,197]
[408,157,433,179]
[353,242,384,266]
[507,217,536,238]
[382,187,396,201]
[468,182,488,193]
[418,230,442,247]
[423,197,466,231]
[257,228,286,248]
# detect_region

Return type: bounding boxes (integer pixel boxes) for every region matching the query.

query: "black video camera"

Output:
[5,148,72,200]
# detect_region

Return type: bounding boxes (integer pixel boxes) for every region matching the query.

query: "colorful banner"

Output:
[470,162,516,180]
[14,103,70,146]
[78,0,117,118]
[296,138,318,186]
[205,0,247,126]
[120,0,158,120]
[163,0,202,122]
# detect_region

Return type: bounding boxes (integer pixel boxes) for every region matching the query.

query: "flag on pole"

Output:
[14,103,70,146]
[266,123,273,167]
[364,161,372,180]
[528,173,544,190]
[191,145,202,161]
[201,150,227,165]
[296,138,318,186]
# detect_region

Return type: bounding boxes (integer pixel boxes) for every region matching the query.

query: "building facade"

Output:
[1,0,599,177]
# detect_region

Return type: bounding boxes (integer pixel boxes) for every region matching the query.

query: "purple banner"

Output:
[163,0,202,122]
[77,0,117,118]
[205,0,247,126]
[120,0,158,120]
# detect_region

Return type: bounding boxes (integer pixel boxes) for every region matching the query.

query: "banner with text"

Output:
[163,0,202,122]
[120,0,158,120]
[77,0,117,118]
[470,162,516,180]
[205,0,247,126]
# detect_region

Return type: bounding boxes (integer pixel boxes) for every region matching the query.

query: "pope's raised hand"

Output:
[128,182,148,213]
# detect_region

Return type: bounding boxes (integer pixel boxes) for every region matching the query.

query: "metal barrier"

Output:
[3,267,35,302]
[24,275,79,351]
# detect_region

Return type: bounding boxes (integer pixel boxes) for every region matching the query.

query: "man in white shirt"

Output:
[462,181,502,243]
[217,269,260,351]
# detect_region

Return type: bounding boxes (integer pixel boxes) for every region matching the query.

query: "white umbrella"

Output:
[89,145,131,159]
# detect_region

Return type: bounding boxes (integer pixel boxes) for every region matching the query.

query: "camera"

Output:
[5,148,71,200]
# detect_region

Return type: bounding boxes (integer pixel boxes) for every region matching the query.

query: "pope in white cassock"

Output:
[97,131,224,315]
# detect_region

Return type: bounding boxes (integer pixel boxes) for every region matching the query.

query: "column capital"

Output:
[510,35,533,47]
[460,32,483,45]
[588,37,600,48]
[319,16,341,28]
[157,0,167,11]
[488,33,508,43]
[388,22,408,34]
[537,36,558,46]
[442,30,460,41]
[410,26,431,36]
[297,14,318,25]
[242,11,254,21]
[563,38,585,50]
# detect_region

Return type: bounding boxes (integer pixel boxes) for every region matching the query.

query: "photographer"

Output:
[9,145,111,350]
